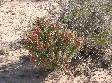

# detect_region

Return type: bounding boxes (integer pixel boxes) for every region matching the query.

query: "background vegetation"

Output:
[47,0,112,74]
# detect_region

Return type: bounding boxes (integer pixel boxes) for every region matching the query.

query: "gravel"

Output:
[0,1,112,83]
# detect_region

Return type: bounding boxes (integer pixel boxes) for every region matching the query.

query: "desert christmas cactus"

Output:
[21,17,83,70]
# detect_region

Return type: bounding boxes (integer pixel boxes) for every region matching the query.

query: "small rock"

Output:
[11,13,16,15]
[0,49,5,55]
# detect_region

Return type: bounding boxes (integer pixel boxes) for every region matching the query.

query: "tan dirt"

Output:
[0,1,112,83]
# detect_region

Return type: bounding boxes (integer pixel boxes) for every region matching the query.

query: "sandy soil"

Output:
[0,0,112,83]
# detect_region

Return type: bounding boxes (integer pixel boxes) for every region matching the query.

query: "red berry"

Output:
[68,33,74,37]
[54,25,58,29]
[39,42,43,45]
[26,34,31,42]
[50,26,53,29]
[53,56,57,61]
[77,41,81,44]
[50,41,53,44]
[45,18,50,23]
[38,42,46,49]
[67,37,70,41]
[32,59,36,62]
[34,27,41,33]
[33,34,38,41]
[43,44,47,49]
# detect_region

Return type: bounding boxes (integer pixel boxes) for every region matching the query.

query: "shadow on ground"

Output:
[0,40,53,83]
[0,39,112,83]
[0,54,53,83]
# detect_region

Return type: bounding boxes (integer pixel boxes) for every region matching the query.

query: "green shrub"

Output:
[21,17,83,70]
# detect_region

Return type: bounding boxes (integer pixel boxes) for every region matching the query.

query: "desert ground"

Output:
[0,0,112,83]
